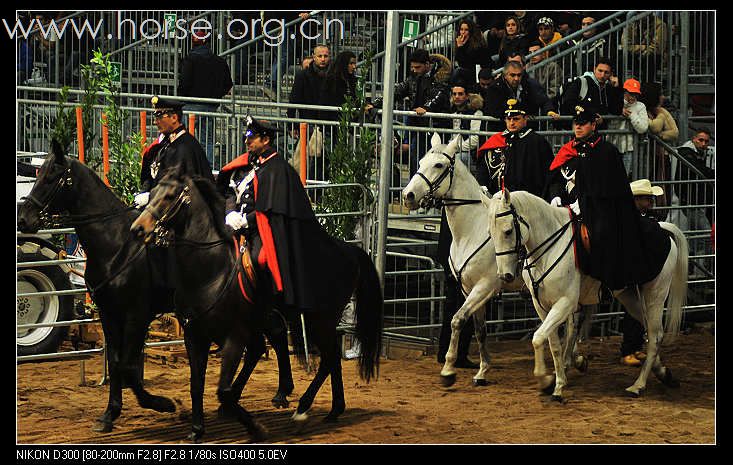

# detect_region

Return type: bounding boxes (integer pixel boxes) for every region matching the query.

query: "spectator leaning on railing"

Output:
[608,78,649,177]
[641,81,679,206]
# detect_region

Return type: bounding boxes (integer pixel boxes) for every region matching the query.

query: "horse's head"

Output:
[402,134,461,210]
[130,168,190,246]
[485,188,529,283]
[17,139,74,233]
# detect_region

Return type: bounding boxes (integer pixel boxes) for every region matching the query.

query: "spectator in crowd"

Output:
[619,178,666,366]
[641,81,679,206]
[559,56,623,129]
[608,78,649,177]
[553,11,583,37]
[453,18,494,88]
[475,11,510,58]
[527,40,562,101]
[497,15,530,67]
[674,129,715,276]
[449,80,484,173]
[536,16,564,58]
[318,50,358,121]
[366,49,452,176]
[621,12,669,83]
[482,60,558,132]
[475,98,554,196]
[513,11,538,41]
[476,66,496,95]
[571,14,617,73]
[17,33,34,84]
[178,30,234,167]
[288,44,331,121]
[263,11,312,96]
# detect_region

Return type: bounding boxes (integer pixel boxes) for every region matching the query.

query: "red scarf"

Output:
[549,136,601,171]
[477,132,507,156]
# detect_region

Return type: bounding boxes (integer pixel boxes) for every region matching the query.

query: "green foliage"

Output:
[51,86,76,153]
[316,50,377,240]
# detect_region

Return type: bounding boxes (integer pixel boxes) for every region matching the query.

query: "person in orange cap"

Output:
[609,78,649,177]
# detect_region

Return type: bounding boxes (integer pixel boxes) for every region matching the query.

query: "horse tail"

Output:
[659,221,689,345]
[348,243,384,383]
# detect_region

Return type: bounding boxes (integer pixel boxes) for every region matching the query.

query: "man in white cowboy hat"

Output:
[618,178,667,366]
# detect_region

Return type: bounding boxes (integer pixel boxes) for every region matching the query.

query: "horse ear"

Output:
[445,136,461,155]
[430,132,442,149]
[50,138,66,164]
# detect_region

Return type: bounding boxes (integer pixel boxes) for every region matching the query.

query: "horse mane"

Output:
[190,175,230,239]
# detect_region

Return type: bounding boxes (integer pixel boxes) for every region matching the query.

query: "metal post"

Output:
[679,11,690,143]
[173,35,179,96]
[375,11,400,289]
[276,44,282,103]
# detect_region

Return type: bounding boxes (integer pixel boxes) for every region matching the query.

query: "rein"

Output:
[495,203,578,309]
[449,235,493,297]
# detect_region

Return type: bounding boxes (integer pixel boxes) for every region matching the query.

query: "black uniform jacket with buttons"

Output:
[546,136,670,290]
[217,147,356,312]
[140,127,213,192]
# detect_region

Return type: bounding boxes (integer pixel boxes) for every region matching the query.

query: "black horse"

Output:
[130,169,383,429]
[16,142,292,442]
[17,141,177,433]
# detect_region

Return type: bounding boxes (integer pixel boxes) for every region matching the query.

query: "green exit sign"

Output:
[164,13,177,39]
[402,19,420,46]
[109,61,122,87]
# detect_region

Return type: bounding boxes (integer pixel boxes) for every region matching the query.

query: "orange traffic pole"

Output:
[189,114,196,135]
[140,110,147,155]
[102,113,110,186]
[75,107,85,164]
[299,122,307,186]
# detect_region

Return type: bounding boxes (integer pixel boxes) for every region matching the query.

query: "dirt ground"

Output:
[16,328,715,445]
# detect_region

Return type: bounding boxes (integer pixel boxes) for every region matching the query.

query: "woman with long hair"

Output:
[319,50,358,121]
[497,15,530,67]
[640,81,679,207]
[453,18,493,86]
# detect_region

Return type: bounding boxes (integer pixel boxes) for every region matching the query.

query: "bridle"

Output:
[414,151,482,209]
[494,200,577,309]
[21,165,134,227]
[21,167,73,227]
[143,179,191,247]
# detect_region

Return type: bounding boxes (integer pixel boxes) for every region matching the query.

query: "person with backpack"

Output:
[557,57,623,129]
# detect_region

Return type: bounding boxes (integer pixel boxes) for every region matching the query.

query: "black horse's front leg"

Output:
[93,348,122,432]
[266,324,295,408]
[185,333,210,442]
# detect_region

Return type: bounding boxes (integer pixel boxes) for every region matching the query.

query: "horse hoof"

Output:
[147,396,176,413]
[472,378,489,387]
[271,395,290,409]
[187,429,204,443]
[217,405,236,420]
[323,414,340,423]
[662,369,680,388]
[551,395,565,404]
[92,420,113,433]
[440,374,457,387]
[574,356,589,373]
[248,421,268,442]
[540,375,556,395]
[625,387,644,398]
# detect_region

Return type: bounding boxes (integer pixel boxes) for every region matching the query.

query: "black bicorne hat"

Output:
[572,105,598,124]
[244,115,280,140]
[151,95,184,116]
[504,98,526,117]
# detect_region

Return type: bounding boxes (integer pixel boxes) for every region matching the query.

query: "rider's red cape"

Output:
[220,153,283,292]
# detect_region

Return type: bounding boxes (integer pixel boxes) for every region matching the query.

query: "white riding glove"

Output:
[550,196,563,207]
[134,192,150,208]
[480,185,490,197]
[570,200,581,215]
[225,211,247,230]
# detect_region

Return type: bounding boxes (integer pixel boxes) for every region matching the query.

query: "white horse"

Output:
[402,134,530,386]
[484,188,688,400]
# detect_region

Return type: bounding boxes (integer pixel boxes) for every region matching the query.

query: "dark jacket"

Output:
[372,53,452,127]
[318,73,358,121]
[546,135,668,289]
[140,128,213,193]
[559,72,624,126]
[482,74,555,131]
[288,61,329,120]
[178,45,233,99]
[497,33,530,66]
[454,43,494,84]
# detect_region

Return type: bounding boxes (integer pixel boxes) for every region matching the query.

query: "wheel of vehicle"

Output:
[17,250,75,356]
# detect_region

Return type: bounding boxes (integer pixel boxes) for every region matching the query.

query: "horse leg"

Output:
[228,334,264,407]
[470,305,492,386]
[323,338,346,423]
[292,354,331,425]
[184,333,210,442]
[217,334,268,442]
[532,297,575,401]
[264,321,295,408]
[440,285,496,386]
[561,310,579,371]
[92,319,123,433]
